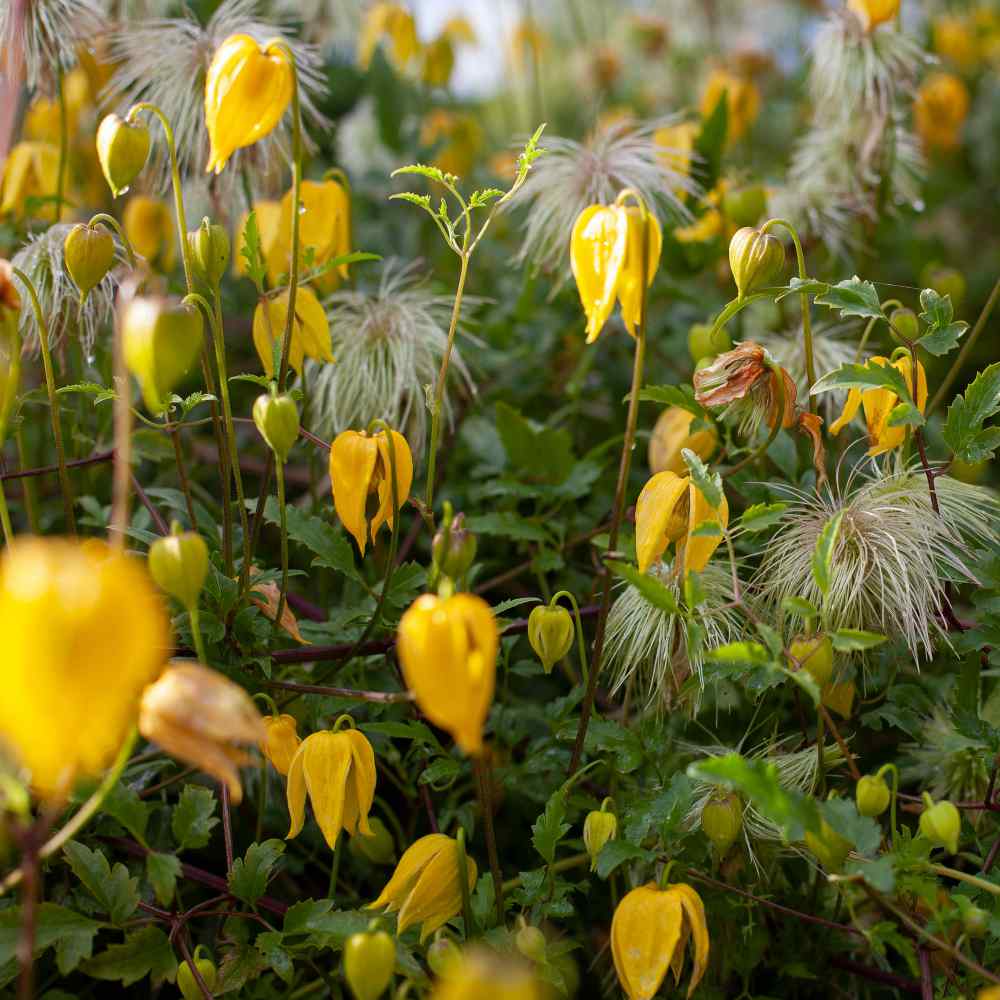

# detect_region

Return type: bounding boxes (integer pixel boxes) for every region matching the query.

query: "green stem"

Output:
[87,213,138,268]
[190,606,208,664]
[12,268,75,534]
[877,763,899,850]
[272,461,289,641]
[455,828,474,938]
[501,853,589,893]
[0,479,12,543]
[167,414,198,530]
[551,589,588,686]
[474,755,504,927]
[14,427,39,534]
[929,863,1000,897]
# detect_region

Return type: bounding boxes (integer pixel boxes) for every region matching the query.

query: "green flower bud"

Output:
[348,816,395,865]
[919,794,960,854]
[728,226,785,302]
[188,217,230,286]
[96,113,151,197]
[722,184,767,228]
[177,948,217,1000]
[148,522,209,612]
[122,295,204,415]
[252,392,299,463]
[688,321,732,364]
[527,604,575,674]
[788,634,834,687]
[343,928,395,1000]
[63,224,115,306]
[855,774,890,817]
[962,903,990,939]
[889,307,919,343]
[426,934,461,977]
[583,801,617,872]
[804,818,852,872]
[431,512,477,581]
[515,921,547,963]
[701,791,743,854]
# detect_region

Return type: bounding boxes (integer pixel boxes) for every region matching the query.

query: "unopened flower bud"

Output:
[426,934,461,977]
[63,224,115,306]
[178,948,217,1000]
[889,307,919,343]
[96,113,151,197]
[260,713,300,776]
[432,512,477,581]
[527,604,575,674]
[788,634,834,687]
[855,774,890,817]
[920,794,960,854]
[721,184,767,229]
[349,816,396,865]
[963,904,990,939]
[848,0,900,32]
[688,322,732,364]
[804,818,852,872]
[343,927,396,1000]
[701,791,743,854]
[515,920,546,963]
[147,522,208,612]
[188,217,230,286]
[583,801,617,871]
[728,226,785,302]
[253,392,299,463]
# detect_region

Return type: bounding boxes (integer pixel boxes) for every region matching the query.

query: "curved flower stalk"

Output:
[753,465,999,660]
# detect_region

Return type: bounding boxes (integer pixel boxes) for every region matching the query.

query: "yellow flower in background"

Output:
[420,110,483,178]
[635,471,729,575]
[204,33,293,174]
[914,72,970,152]
[0,142,59,218]
[933,15,978,68]
[570,203,663,343]
[124,195,176,270]
[674,209,723,245]
[286,727,376,849]
[279,177,352,291]
[261,713,301,776]
[653,122,699,187]
[611,881,710,1000]
[139,662,265,805]
[0,538,169,801]
[358,2,419,69]
[429,948,545,1000]
[252,285,334,377]
[510,18,548,65]
[700,69,760,143]
[23,68,91,142]
[848,0,900,32]
[396,593,497,755]
[235,200,286,284]
[422,35,456,88]
[329,427,413,555]
[369,833,477,941]
[648,407,718,476]
[829,355,927,457]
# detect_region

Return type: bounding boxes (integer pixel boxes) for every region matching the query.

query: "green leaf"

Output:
[606,560,680,615]
[635,383,705,417]
[811,360,913,403]
[885,401,925,429]
[101,781,150,843]
[171,785,219,850]
[739,502,788,532]
[81,927,175,987]
[262,496,360,581]
[216,943,268,993]
[595,840,655,879]
[811,509,844,598]
[829,628,888,652]
[146,852,182,906]
[814,277,884,320]
[774,277,830,303]
[63,841,138,925]
[308,251,381,280]
[821,798,881,857]
[240,210,267,291]
[228,840,285,904]
[623,773,694,842]
[943,362,1000,463]
[532,787,570,866]
[495,401,575,484]
[782,596,819,619]
[681,448,723,509]
[391,162,451,185]
[845,855,895,893]
[0,903,100,975]
[707,641,772,667]
[256,931,294,984]
[917,288,967,357]
[690,519,722,538]
[466,511,548,543]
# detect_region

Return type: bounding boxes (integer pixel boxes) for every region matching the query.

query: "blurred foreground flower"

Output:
[0,538,169,800]
[0,142,60,220]
[700,68,760,142]
[429,947,545,1000]
[914,72,970,152]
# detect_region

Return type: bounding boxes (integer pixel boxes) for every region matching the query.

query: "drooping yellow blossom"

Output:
[648,407,718,476]
[286,727,376,849]
[329,426,413,555]
[358,3,419,70]
[139,662,265,804]
[914,72,970,152]
[848,0,900,32]
[570,202,663,344]
[252,285,334,378]
[279,177,352,291]
[829,355,928,456]
[933,15,978,68]
[369,833,477,941]
[635,471,729,575]
[235,200,285,283]
[429,948,545,1000]
[420,110,484,178]
[422,36,456,88]
[124,195,176,270]
[700,69,760,142]
[611,881,710,1000]
[23,68,91,142]
[261,714,301,776]
[396,593,497,755]
[0,538,170,800]
[204,33,293,174]
[674,209,723,245]
[653,121,699,187]
[0,142,60,218]
[510,19,548,65]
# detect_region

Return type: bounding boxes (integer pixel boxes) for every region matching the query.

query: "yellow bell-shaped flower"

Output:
[235,200,287,284]
[253,285,334,378]
[329,427,413,555]
[204,33,293,175]
[0,538,170,801]
[635,470,729,575]
[286,727,377,849]
[648,408,718,476]
[828,355,928,457]
[124,195,177,271]
[611,881,710,1000]
[419,110,484,178]
[279,177,352,291]
[570,203,662,344]
[261,713,301,776]
[653,122,699,189]
[368,833,477,941]
[700,69,760,142]
[0,142,60,219]
[429,948,545,1000]
[358,3,419,69]
[24,68,90,142]
[914,72,970,152]
[848,0,900,31]
[396,593,497,755]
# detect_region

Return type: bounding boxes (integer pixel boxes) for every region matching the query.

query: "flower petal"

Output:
[635,471,690,573]
[329,431,378,555]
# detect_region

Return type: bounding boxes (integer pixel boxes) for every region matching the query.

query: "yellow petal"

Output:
[261,714,300,776]
[285,741,308,839]
[570,204,628,344]
[253,294,305,378]
[301,731,353,849]
[329,431,378,555]
[611,883,683,1000]
[618,209,663,336]
[369,833,451,912]
[395,837,476,941]
[671,883,710,998]
[828,387,862,436]
[344,729,377,837]
[635,471,689,573]
[683,480,728,574]
[370,430,414,541]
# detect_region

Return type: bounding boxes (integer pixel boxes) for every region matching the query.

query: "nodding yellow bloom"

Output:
[286,727,377,849]
[933,15,978,68]
[23,68,90,142]
[570,203,663,344]
[648,407,718,476]
[429,948,545,1000]
[611,881,710,1000]
[635,471,729,575]
[329,427,413,555]
[420,110,484,178]
[261,713,301,776]
[396,593,497,755]
[124,195,176,270]
[369,833,477,941]
[914,72,971,152]
[139,662,265,805]
[0,538,169,801]
[252,285,334,378]
[279,177,352,291]
[358,3,419,69]
[653,122,699,186]
[700,69,760,143]
[235,200,286,283]
[204,34,293,175]
[848,0,900,31]
[828,355,928,457]
[0,141,59,218]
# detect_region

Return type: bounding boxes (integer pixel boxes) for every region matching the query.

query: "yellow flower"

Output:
[611,881,710,1000]
[139,662,265,805]
[420,110,484,178]
[570,203,663,344]
[700,69,760,142]
[279,177,352,291]
[252,285,334,378]
[286,727,376,849]
[261,714,301,776]
[329,427,413,555]
[828,355,928,456]
[847,0,900,32]
[653,122,699,186]
[933,15,978,68]
[441,16,476,44]
[0,538,169,801]
[123,195,176,270]
[0,142,59,218]
[235,200,286,284]
[358,3,419,69]
[674,209,723,245]
[648,407,718,476]
[422,36,456,88]
[635,471,729,575]
[429,948,545,1000]
[396,593,497,755]
[368,833,477,941]
[914,72,970,152]
[204,33,293,175]
[23,68,90,142]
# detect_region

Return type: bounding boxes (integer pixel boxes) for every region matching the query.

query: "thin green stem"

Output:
[551,589,588,686]
[87,213,138,268]
[167,414,198,530]
[0,480,12,543]
[14,427,39,534]
[272,462,289,641]
[474,755,504,927]
[189,606,208,664]
[455,828,474,939]
[877,763,900,849]
[928,862,1000,896]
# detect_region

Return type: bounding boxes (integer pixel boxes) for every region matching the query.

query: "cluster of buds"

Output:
[430,507,477,586]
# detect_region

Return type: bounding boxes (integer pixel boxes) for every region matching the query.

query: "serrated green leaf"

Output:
[81,927,175,987]
[739,502,788,532]
[774,276,830,303]
[466,511,548,543]
[916,288,967,356]
[146,852,181,906]
[171,785,219,850]
[0,904,100,976]
[814,277,884,320]
[707,641,772,667]
[943,362,1000,462]
[101,781,150,843]
[829,628,887,652]
[63,841,138,925]
[240,210,267,291]
[261,496,360,580]
[682,449,723,509]
[594,840,655,879]
[229,840,285,904]
[811,361,912,402]
[635,383,705,417]
[532,787,569,866]
[607,560,681,615]
[885,401,925,429]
